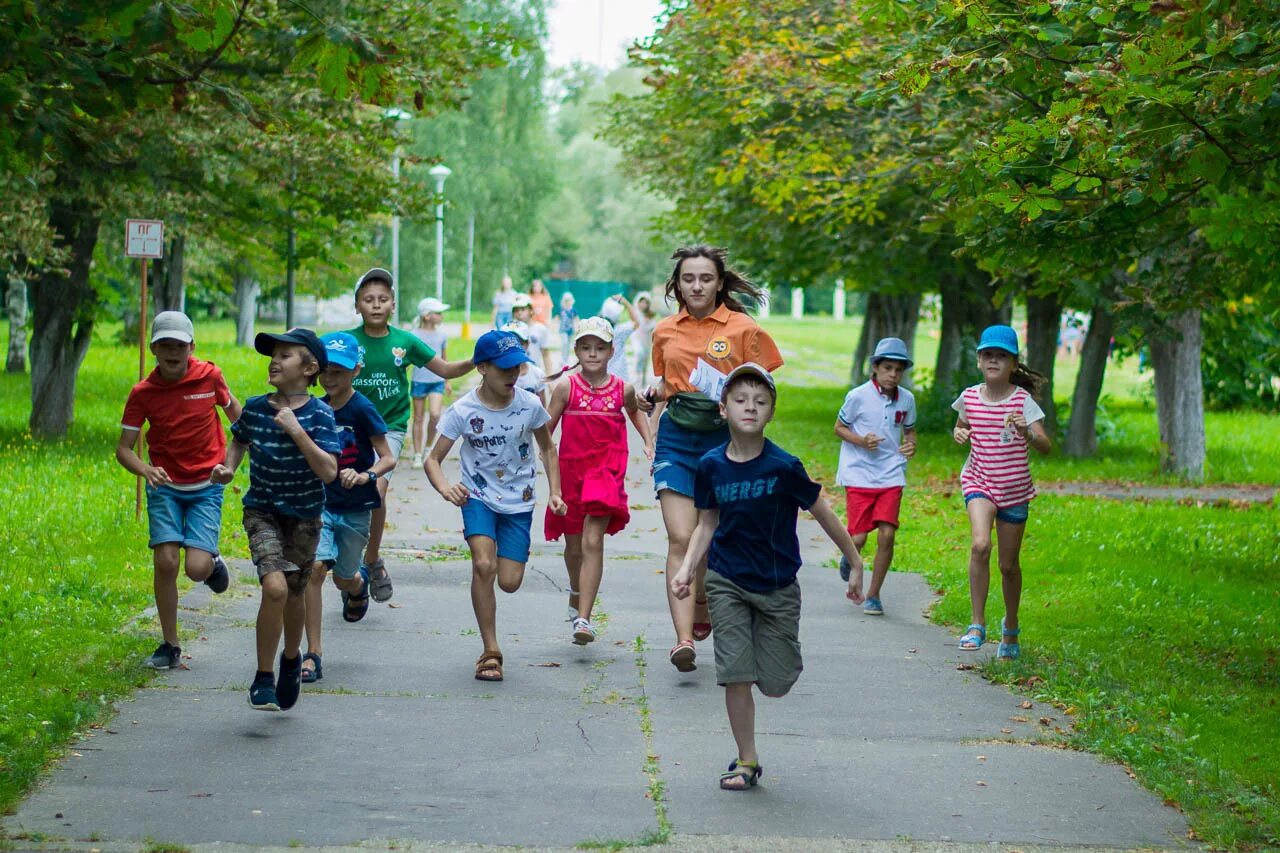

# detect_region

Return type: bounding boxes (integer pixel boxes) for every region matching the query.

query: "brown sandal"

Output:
[475,651,504,682]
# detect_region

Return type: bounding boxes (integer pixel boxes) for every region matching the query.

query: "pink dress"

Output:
[545,373,631,539]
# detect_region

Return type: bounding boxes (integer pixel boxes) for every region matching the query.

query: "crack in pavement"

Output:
[575,718,595,753]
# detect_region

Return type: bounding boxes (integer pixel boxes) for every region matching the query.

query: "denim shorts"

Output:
[411,380,445,398]
[460,499,533,564]
[146,482,224,554]
[315,508,372,580]
[964,492,1030,525]
[651,413,729,499]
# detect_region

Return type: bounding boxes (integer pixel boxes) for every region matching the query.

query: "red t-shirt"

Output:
[121,358,232,484]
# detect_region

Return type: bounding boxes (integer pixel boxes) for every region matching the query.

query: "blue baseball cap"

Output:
[320,332,364,370]
[473,330,533,369]
[977,324,1019,355]
[871,337,913,367]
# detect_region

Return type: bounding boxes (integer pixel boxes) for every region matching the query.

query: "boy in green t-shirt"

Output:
[346,267,475,601]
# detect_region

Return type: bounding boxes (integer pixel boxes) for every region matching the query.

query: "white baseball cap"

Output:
[501,321,531,342]
[151,311,194,344]
[417,297,450,315]
[511,293,533,309]
[599,297,625,323]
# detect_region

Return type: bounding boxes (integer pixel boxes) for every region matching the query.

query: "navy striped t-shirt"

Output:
[231,395,342,518]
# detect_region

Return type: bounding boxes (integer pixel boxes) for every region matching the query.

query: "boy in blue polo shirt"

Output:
[671,363,863,791]
[212,329,341,712]
[834,337,917,614]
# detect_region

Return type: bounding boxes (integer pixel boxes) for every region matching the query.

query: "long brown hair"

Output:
[663,245,763,314]
[1011,361,1048,400]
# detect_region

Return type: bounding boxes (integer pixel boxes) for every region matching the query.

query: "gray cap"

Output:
[355,267,394,297]
[871,337,913,367]
[151,311,194,344]
[721,362,777,400]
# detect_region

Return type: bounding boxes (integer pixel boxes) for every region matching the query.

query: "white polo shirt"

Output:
[836,379,916,488]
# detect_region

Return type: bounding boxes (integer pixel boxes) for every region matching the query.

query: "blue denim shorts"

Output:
[411,380,445,398]
[964,492,1030,525]
[315,508,372,579]
[146,482,224,554]
[651,413,729,499]
[460,499,533,564]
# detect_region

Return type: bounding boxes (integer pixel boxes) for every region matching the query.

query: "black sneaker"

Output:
[276,652,302,711]
[144,642,181,670]
[205,555,230,594]
[248,672,280,711]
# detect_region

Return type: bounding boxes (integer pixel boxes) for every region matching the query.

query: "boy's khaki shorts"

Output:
[705,571,803,697]
[243,507,321,594]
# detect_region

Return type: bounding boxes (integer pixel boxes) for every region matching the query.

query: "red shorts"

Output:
[844,486,903,535]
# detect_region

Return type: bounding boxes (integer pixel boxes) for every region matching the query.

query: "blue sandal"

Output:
[300,652,322,683]
[997,618,1020,660]
[958,623,986,650]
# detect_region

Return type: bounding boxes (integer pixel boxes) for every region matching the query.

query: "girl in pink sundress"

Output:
[545,316,654,645]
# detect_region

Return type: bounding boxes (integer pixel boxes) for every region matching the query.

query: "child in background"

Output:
[671,364,863,790]
[599,295,642,384]
[211,329,341,711]
[511,293,551,375]
[346,268,473,605]
[544,317,654,645]
[300,333,398,684]
[833,337,917,614]
[501,321,548,405]
[410,297,451,468]
[952,325,1051,659]
[633,294,658,386]
[425,330,566,682]
[557,291,579,367]
[116,311,241,669]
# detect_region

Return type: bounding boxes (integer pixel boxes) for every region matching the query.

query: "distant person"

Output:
[211,329,341,712]
[116,311,241,670]
[501,320,548,406]
[633,293,659,386]
[833,337,917,615]
[599,294,642,383]
[544,317,654,645]
[557,291,579,366]
[346,268,473,605]
[410,296,451,468]
[670,364,862,790]
[952,325,1051,660]
[492,276,517,329]
[529,279,554,327]
[425,330,566,682]
[511,292,552,374]
[300,333,397,685]
[638,244,783,673]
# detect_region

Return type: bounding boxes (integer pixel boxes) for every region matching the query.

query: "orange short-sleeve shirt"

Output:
[650,303,783,398]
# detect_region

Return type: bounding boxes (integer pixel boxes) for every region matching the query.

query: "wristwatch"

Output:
[365,470,379,483]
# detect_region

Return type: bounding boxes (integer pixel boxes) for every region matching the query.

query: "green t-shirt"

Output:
[345,325,436,431]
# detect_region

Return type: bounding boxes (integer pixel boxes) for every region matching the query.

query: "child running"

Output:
[557,291,578,368]
[212,329,341,711]
[544,317,654,645]
[952,325,1051,659]
[347,267,473,605]
[671,364,863,790]
[833,336,917,614]
[116,311,241,669]
[425,330,566,682]
[300,333,398,684]
[410,297,451,468]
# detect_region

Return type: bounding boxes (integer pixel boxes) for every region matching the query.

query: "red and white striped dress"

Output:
[952,385,1044,508]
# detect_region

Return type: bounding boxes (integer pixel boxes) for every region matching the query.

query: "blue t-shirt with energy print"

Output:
[231,395,342,519]
[694,439,823,593]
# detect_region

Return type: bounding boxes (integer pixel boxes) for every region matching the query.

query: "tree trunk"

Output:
[1063,302,1114,457]
[849,291,921,386]
[6,274,26,373]
[1149,309,1205,481]
[234,270,259,347]
[935,276,968,393]
[150,233,185,315]
[1024,292,1061,436]
[28,199,100,438]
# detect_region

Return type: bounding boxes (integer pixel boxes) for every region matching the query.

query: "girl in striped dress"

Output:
[952,325,1051,659]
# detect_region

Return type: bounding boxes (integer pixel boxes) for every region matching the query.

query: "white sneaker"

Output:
[565,606,579,622]
[411,453,423,468]
[572,617,595,645]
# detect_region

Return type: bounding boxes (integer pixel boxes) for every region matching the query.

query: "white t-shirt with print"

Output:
[837,380,917,488]
[439,387,550,514]
[527,322,549,365]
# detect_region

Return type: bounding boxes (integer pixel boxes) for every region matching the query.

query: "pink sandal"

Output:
[693,598,712,641]
[669,640,696,672]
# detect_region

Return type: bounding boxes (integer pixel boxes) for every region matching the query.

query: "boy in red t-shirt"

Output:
[115,312,243,670]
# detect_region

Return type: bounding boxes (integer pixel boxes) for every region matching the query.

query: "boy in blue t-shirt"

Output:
[671,363,863,791]
[298,333,398,684]
[212,329,342,712]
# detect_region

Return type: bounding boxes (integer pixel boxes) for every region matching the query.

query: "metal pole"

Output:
[285,223,296,329]
[434,184,445,302]
[136,258,148,519]
[391,150,401,322]
[463,212,475,339]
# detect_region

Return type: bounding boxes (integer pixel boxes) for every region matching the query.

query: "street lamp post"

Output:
[385,107,412,323]
[428,163,452,302]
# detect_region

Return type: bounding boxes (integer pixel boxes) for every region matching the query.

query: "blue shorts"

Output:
[652,413,729,499]
[460,500,533,564]
[411,380,445,398]
[964,492,1030,525]
[146,482,225,554]
[315,508,372,579]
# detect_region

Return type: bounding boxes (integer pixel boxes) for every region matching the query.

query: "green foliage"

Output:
[1201,296,1280,413]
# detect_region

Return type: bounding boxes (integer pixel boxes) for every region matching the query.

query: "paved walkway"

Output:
[6,440,1190,851]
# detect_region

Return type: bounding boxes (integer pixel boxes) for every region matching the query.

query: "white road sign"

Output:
[125,219,164,258]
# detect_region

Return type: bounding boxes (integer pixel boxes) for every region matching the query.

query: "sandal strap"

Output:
[1001,618,1021,637]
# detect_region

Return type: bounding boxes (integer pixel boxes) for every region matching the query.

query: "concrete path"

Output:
[6,440,1190,851]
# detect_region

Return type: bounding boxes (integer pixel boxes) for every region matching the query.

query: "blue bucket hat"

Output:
[320,332,364,370]
[977,324,1019,355]
[871,337,913,368]
[473,330,533,369]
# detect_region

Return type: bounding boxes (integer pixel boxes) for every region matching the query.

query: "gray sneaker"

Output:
[144,642,181,670]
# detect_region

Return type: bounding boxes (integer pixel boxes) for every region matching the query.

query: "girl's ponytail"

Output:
[1011,362,1048,399]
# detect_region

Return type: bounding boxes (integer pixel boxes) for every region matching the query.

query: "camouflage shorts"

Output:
[243,507,321,595]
